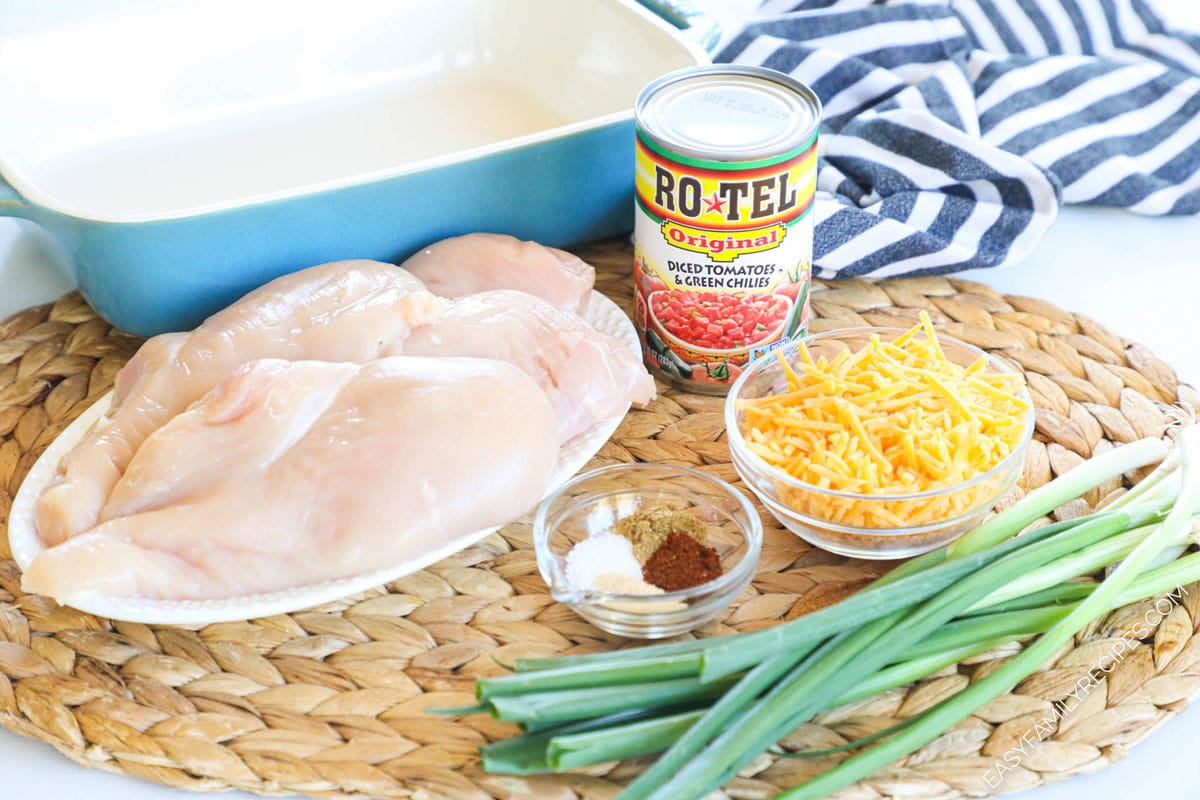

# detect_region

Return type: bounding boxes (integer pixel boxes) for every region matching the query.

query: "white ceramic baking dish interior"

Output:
[0,0,711,221]
[0,0,712,334]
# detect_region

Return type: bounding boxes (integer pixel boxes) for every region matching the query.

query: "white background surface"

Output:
[2,1,1200,799]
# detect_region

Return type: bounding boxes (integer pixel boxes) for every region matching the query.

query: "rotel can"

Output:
[633,65,821,394]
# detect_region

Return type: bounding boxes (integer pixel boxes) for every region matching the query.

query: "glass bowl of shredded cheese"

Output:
[533,463,762,638]
[725,317,1034,559]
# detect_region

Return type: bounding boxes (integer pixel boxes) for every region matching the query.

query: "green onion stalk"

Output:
[778,426,1200,800]
[479,549,1200,776]
[451,435,1200,799]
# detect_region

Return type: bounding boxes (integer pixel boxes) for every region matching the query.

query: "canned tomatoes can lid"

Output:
[636,65,822,163]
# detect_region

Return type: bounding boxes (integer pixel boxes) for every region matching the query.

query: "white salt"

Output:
[564,532,642,591]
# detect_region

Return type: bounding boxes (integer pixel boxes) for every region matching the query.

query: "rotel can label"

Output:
[633,65,821,394]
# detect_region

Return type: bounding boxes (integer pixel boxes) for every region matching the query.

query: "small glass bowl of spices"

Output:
[533,463,762,638]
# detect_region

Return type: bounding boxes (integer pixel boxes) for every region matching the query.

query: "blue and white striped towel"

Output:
[716,0,1200,278]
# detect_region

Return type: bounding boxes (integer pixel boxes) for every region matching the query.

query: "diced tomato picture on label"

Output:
[774,278,802,303]
[649,289,791,352]
[686,361,744,384]
[634,256,669,299]
[633,288,649,334]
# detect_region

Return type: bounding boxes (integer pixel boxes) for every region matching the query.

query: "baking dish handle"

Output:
[637,0,722,53]
[0,174,31,218]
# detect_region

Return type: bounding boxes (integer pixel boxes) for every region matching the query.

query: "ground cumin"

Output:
[614,505,708,562]
[641,532,723,591]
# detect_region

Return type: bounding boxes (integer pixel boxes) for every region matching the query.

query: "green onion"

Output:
[776,427,1200,800]
[499,636,1002,774]
[510,438,1166,681]
[1120,548,1200,601]
[480,708,675,774]
[835,637,1015,708]
[611,648,811,797]
[641,503,1166,800]
[900,604,1072,661]
[960,581,1094,616]
[471,434,1193,800]
[947,437,1168,558]
[547,708,706,771]
[477,652,705,701]
[699,505,1161,682]
[481,545,1200,777]
[483,673,738,726]
[968,520,1165,610]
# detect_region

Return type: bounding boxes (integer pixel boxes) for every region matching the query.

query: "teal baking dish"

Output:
[0,0,713,335]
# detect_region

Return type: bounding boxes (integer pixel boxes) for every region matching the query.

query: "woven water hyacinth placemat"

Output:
[1,239,1198,800]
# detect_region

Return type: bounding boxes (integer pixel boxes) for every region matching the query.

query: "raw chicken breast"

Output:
[402,290,656,442]
[400,233,595,314]
[34,260,443,546]
[23,357,557,601]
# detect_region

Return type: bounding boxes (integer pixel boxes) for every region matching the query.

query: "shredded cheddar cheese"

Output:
[737,312,1030,529]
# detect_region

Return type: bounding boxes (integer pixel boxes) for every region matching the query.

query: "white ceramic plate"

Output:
[8,291,637,624]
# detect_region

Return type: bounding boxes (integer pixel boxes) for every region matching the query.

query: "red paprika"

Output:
[641,532,723,591]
